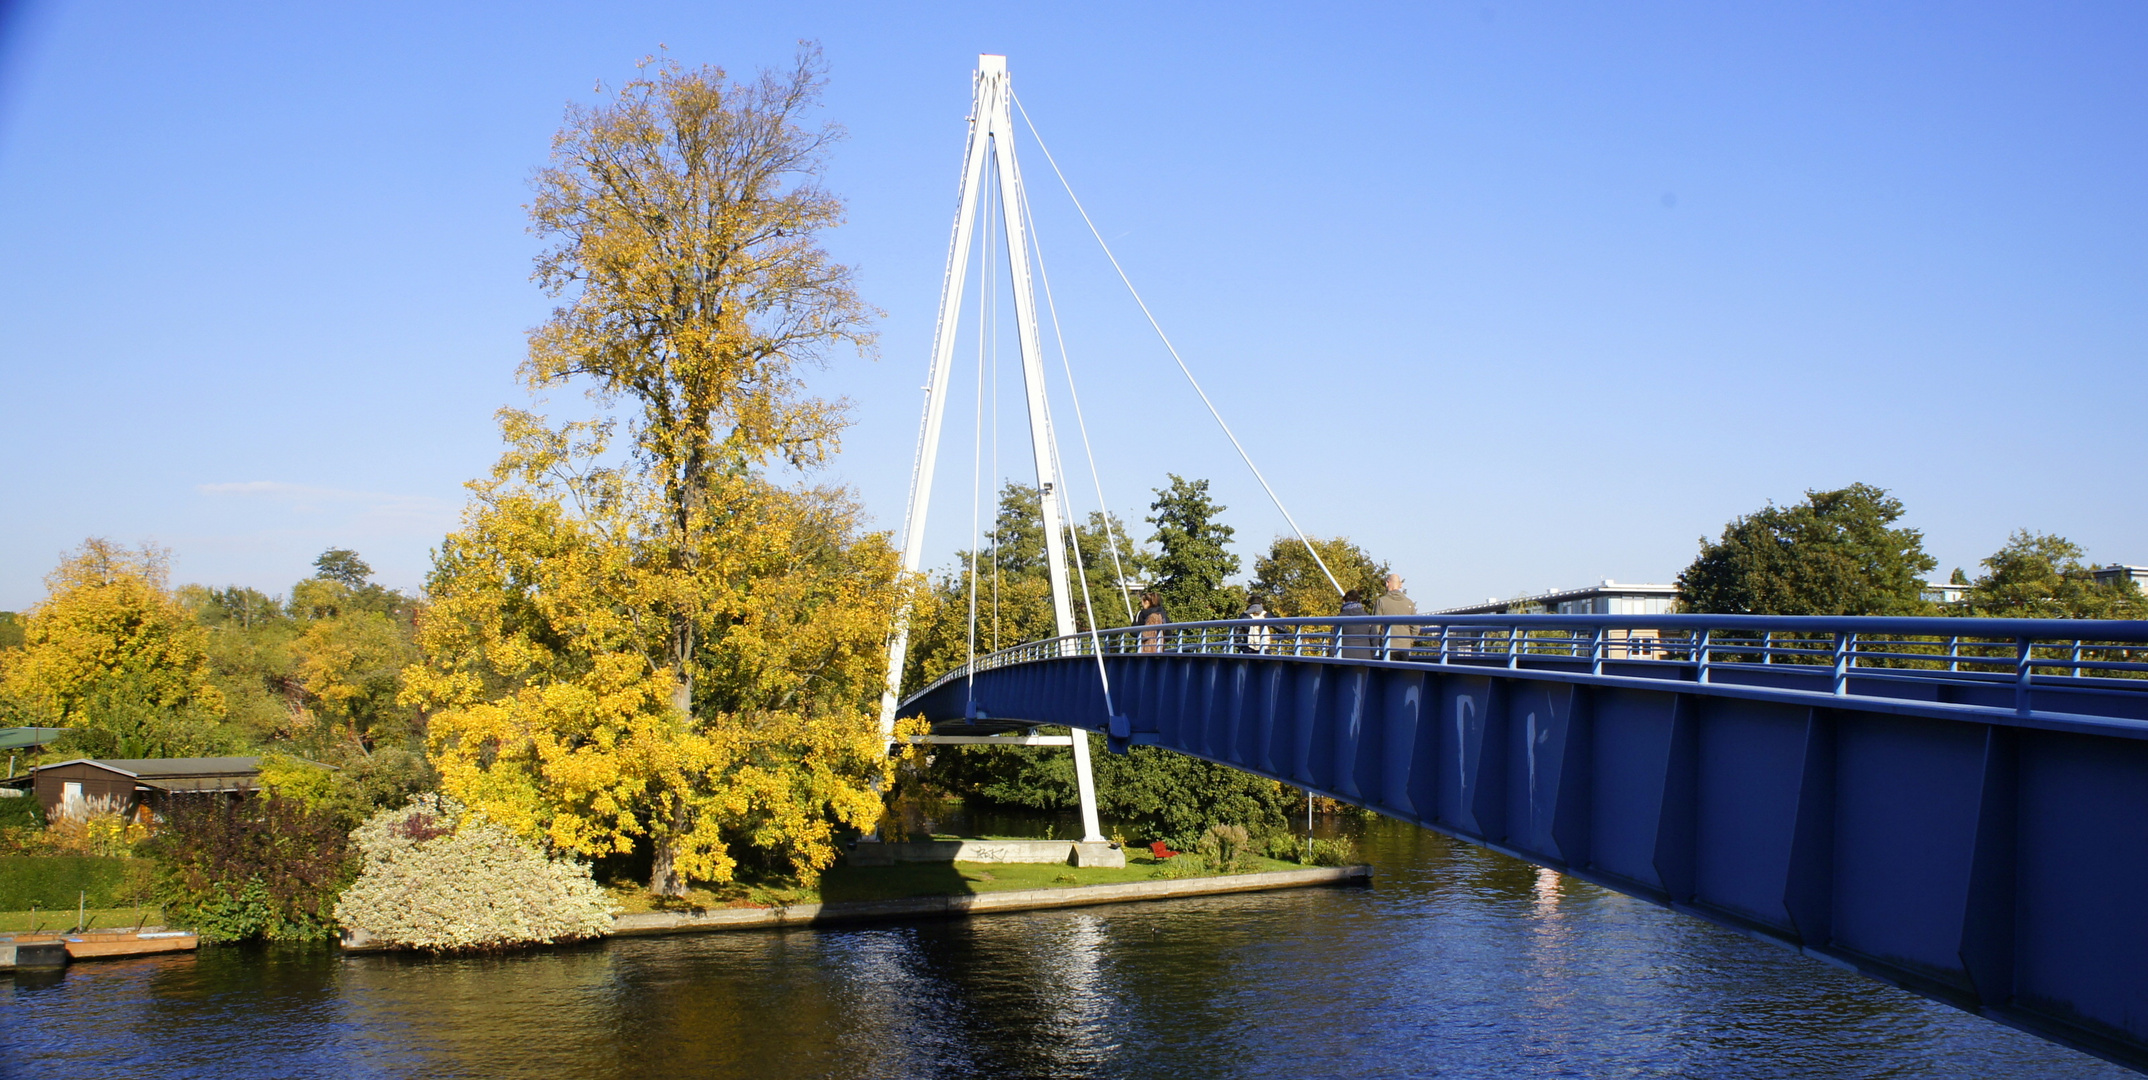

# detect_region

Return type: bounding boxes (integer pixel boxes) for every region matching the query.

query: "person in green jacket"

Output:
[1375,574,1417,659]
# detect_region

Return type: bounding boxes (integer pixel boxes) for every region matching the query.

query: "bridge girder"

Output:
[902,618,2148,1072]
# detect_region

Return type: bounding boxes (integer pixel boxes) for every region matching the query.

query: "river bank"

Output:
[342,861,1371,950]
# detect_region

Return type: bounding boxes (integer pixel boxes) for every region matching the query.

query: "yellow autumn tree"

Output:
[2,539,232,759]
[1250,536,1387,619]
[404,50,916,893]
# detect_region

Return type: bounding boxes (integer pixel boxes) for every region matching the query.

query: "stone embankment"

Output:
[609,864,1370,936]
[846,838,1126,868]
[340,865,1370,950]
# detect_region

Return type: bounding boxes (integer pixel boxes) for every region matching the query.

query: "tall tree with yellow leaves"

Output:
[405,51,909,894]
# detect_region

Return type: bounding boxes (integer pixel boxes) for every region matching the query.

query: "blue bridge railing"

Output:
[911,613,2148,730]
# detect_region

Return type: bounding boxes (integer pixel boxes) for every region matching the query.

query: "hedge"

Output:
[0,856,156,910]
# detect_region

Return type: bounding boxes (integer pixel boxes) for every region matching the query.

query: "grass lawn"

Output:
[605,852,1311,913]
[0,906,166,934]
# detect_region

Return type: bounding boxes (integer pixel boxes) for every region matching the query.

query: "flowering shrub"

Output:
[41,799,152,857]
[1,796,151,858]
[334,794,615,952]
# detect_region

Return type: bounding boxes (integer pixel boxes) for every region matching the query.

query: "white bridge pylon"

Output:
[880,53,1106,844]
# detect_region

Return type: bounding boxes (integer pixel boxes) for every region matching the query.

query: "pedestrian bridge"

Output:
[900,613,2148,1072]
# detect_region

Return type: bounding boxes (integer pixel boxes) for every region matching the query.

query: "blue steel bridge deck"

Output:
[899,614,2148,1073]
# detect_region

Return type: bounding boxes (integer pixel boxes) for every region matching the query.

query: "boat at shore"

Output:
[1,929,198,969]
[63,930,199,959]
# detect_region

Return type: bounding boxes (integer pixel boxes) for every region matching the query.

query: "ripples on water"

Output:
[3,819,2130,1079]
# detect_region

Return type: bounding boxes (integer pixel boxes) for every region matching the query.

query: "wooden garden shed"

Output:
[27,757,274,821]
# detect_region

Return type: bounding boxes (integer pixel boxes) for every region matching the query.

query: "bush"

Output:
[256,748,438,827]
[0,855,155,909]
[1258,829,1301,862]
[1194,824,1254,874]
[333,794,615,952]
[145,793,356,941]
[0,792,42,830]
[39,802,151,857]
[1151,853,1209,880]
[1306,836,1358,867]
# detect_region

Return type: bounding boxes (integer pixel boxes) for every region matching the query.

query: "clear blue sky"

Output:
[1,1,2142,612]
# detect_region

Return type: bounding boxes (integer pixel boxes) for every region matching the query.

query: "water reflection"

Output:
[2,818,2131,1079]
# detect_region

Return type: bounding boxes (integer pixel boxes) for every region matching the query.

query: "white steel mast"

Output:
[881,54,1105,844]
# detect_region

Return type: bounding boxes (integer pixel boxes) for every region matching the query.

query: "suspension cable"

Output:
[1017,167,1138,624]
[1043,394,1122,722]
[1012,93,1345,598]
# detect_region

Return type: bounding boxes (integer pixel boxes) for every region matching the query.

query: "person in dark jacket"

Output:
[1338,589,1373,659]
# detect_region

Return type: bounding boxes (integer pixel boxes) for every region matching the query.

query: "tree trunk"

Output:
[649,836,687,896]
[650,544,697,898]
[648,798,692,896]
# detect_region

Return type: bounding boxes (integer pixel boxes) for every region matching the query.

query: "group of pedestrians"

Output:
[1173,573,1420,659]
[1129,574,1419,659]
[1334,574,1416,659]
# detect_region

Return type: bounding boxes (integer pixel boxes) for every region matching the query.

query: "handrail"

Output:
[905,614,2148,713]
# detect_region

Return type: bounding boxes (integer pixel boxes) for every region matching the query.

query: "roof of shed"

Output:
[34,757,264,780]
[0,727,70,751]
[29,757,335,794]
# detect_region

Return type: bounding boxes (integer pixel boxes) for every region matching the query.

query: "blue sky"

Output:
[1,1,2142,612]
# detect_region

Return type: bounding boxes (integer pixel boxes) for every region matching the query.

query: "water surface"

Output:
[3,818,2129,1079]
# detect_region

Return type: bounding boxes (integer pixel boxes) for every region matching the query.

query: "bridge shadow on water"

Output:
[816,860,977,904]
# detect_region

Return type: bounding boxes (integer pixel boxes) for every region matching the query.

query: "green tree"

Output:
[313,549,374,588]
[1251,536,1387,617]
[930,735,1297,850]
[0,612,24,651]
[905,483,1289,847]
[179,584,301,747]
[1148,474,1242,623]
[901,483,1150,693]
[1960,531,2148,620]
[1677,483,1936,615]
[290,549,410,621]
[177,552,426,763]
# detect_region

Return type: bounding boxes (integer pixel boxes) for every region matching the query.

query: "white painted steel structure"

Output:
[879,54,1105,843]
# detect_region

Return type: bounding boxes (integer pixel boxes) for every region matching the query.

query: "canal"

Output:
[2,815,2129,1079]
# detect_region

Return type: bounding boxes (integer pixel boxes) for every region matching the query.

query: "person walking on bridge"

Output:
[1376,574,1417,660]
[1238,597,1271,654]
[1136,591,1169,653]
[1338,589,1373,659]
